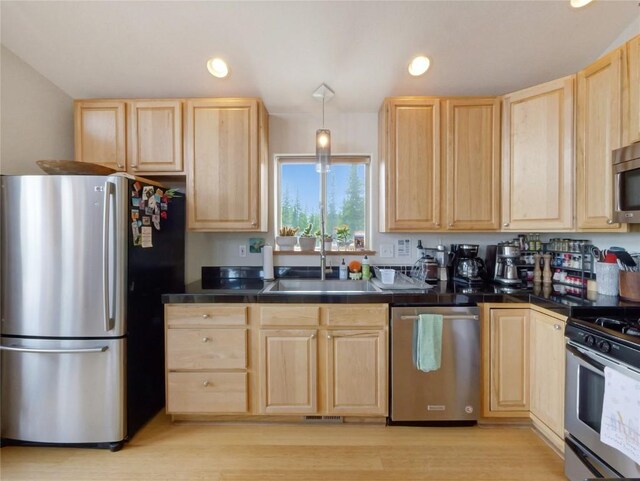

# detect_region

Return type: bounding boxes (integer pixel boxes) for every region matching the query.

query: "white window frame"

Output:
[274,154,371,247]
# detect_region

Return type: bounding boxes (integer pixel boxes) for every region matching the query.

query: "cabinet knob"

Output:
[310,333,316,339]
[202,314,210,319]
[503,222,510,227]
[434,223,440,228]
[327,334,332,339]
[203,381,210,387]
[448,223,453,227]
[553,324,561,331]
[607,219,614,225]
[202,337,210,342]
[252,221,257,227]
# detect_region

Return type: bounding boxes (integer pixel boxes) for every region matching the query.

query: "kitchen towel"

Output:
[600,366,640,464]
[262,245,274,280]
[414,314,443,373]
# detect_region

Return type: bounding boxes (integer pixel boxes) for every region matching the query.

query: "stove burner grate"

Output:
[595,317,627,330]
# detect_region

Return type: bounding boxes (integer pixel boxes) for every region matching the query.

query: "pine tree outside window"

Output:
[275,155,370,249]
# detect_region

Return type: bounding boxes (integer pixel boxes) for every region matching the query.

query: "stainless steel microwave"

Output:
[613,141,640,223]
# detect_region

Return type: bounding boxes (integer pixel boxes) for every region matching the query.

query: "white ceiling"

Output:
[1,1,639,114]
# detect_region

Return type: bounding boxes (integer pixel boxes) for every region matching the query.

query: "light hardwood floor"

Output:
[1,413,566,481]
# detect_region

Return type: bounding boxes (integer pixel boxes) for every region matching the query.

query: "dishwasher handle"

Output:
[400,315,479,321]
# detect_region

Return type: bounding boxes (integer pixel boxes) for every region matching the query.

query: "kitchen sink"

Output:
[261,279,382,294]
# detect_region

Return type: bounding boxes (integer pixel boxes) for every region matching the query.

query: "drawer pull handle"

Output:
[202,337,210,342]
[553,324,562,331]
[503,222,510,227]
[202,314,210,319]
[203,381,210,387]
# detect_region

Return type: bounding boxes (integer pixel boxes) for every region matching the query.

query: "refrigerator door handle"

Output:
[0,345,109,354]
[103,180,115,332]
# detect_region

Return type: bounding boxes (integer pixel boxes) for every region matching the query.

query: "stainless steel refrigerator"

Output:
[0,174,184,450]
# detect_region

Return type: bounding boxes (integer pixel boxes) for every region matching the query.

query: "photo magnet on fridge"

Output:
[142,216,151,226]
[132,197,140,207]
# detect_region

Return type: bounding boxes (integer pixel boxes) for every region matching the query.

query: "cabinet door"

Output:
[185,98,267,231]
[576,48,627,231]
[529,311,565,441]
[74,100,126,171]
[325,330,387,415]
[380,98,441,231]
[626,36,640,145]
[487,309,530,415]
[443,98,501,230]
[128,100,183,174]
[259,329,317,414]
[501,76,574,231]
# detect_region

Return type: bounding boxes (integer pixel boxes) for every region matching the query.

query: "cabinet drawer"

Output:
[167,328,247,370]
[324,304,387,327]
[167,372,248,414]
[259,305,320,326]
[166,304,247,328]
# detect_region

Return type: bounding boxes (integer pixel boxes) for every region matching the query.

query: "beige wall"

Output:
[0,45,73,174]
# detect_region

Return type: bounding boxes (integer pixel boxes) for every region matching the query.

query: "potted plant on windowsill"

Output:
[335,224,351,250]
[276,226,298,251]
[298,223,316,251]
[315,229,333,251]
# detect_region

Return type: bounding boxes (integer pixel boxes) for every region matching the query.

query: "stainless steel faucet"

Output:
[320,202,327,280]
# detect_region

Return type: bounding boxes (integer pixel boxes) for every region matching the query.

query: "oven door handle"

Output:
[566,344,605,372]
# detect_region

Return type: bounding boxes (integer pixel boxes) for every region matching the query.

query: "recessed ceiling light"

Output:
[408,56,430,77]
[207,57,229,78]
[570,0,593,8]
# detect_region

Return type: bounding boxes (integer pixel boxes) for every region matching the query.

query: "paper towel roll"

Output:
[262,245,274,280]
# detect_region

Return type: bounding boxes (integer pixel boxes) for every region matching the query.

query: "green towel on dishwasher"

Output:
[415,314,443,373]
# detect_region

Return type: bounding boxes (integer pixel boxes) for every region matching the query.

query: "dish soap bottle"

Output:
[339,258,348,280]
[362,255,371,280]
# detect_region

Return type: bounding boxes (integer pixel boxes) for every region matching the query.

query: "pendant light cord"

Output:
[322,97,325,128]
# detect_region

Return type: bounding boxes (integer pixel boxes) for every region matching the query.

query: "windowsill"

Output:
[273,249,376,256]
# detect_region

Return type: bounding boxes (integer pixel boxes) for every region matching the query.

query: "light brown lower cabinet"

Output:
[529,310,566,452]
[165,303,388,419]
[482,306,530,417]
[482,304,567,454]
[258,304,388,416]
[165,304,250,415]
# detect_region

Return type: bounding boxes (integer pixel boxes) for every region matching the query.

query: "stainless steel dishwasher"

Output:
[390,306,480,424]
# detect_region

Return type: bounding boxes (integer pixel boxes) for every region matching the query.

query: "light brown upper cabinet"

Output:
[75,99,184,175]
[625,35,640,145]
[501,76,575,231]
[185,98,268,232]
[128,100,184,174]
[379,97,500,232]
[379,98,441,231]
[576,47,627,232]
[75,100,127,171]
[443,98,501,230]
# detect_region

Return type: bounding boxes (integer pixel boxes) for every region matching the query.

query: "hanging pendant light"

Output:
[312,83,334,173]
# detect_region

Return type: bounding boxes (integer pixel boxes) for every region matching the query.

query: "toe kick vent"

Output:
[303,415,343,423]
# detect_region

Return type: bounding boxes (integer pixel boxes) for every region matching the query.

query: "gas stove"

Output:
[566,308,640,367]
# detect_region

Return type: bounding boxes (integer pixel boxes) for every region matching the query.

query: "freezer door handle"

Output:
[0,345,109,354]
[103,180,115,332]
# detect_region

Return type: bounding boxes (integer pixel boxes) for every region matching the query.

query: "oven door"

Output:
[565,342,640,479]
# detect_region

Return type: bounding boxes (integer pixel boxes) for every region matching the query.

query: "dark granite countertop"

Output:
[161,266,640,315]
[161,279,640,317]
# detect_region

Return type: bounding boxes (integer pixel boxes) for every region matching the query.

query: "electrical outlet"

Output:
[239,244,247,257]
[379,243,394,258]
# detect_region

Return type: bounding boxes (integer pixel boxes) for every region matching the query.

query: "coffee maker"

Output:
[493,242,524,286]
[450,244,487,286]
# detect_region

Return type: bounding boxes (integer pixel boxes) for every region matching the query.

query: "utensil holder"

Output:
[619,271,640,302]
[595,262,619,296]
